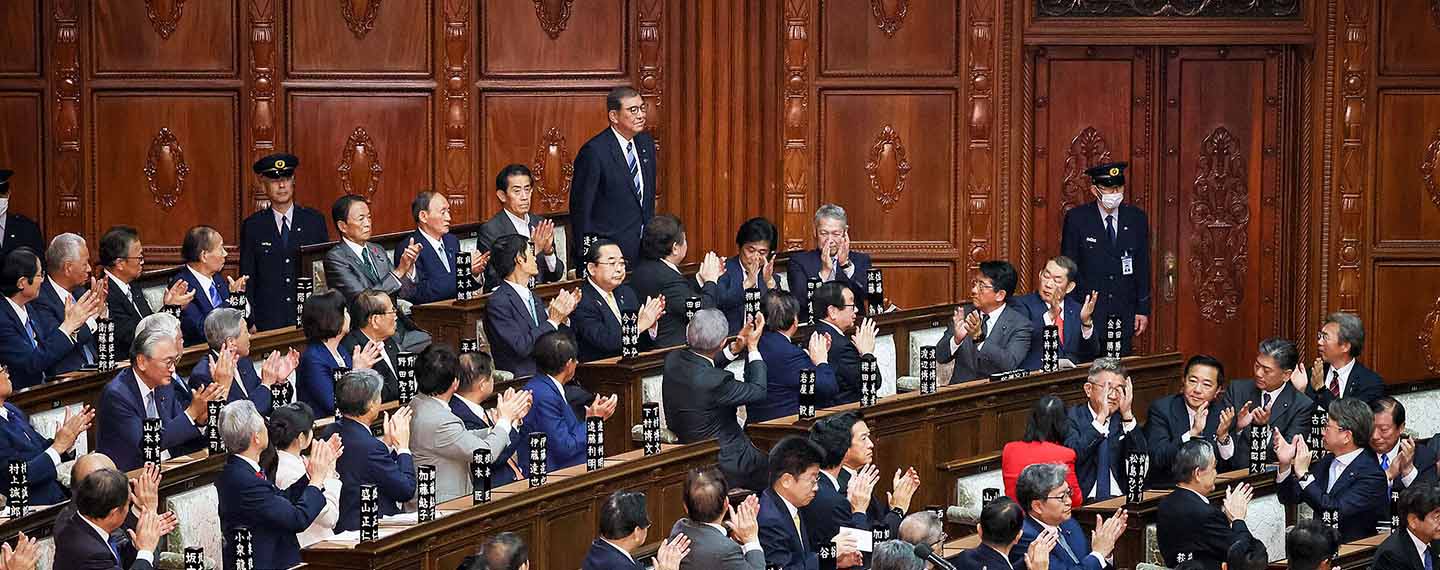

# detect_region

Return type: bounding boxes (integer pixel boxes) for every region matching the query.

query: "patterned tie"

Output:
[1106,215,1117,246]
[1329,370,1341,396]
[361,248,380,282]
[1381,452,1392,493]
[1262,392,1272,410]
[209,280,222,308]
[626,140,642,202]
[145,392,159,419]
[978,312,991,345]
[107,534,123,564]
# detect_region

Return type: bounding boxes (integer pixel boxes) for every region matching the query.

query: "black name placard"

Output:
[982,487,1001,506]
[1124,452,1149,504]
[529,432,548,487]
[586,417,606,472]
[744,288,762,322]
[232,527,254,570]
[799,369,817,419]
[417,465,437,523]
[269,381,293,407]
[359,483,380,542]
[684,296,702,321]
[294,277,313,326]
[1041,324,1060,372]
[1308,409,1328,464]
[96,317,117,370]
[141,418,163,465]
[1105,315,1124,359]
[183,546,204,570]
[396,351,418,405]
[859,355,879,407]
[331,367,350,423]
[7,461,26,517]
[1248,426,1269,473]
[988,369,1028,383]
[866,268,884,315]
[472,448,492,504]
[459,337,480,354]
[806,277,822,325]
[919,345,938,394]
[620,310,640,359]
[207,400,224,454]
[226,290,248,313]
[642,402,662,456]
[578,233,601,280]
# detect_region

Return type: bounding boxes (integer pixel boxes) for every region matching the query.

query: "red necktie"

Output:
[1054,306,1065,347]
[255,470,267,480]
[1328,370,1341,396]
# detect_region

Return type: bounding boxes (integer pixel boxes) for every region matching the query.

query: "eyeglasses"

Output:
[119,255,146,262]
[1045,490,1073,502]
[594,259,627,268]
[971,279,996,291]
[623,103,649,115]
[1087,381,1124,395]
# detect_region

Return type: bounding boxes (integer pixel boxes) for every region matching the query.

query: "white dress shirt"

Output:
[273,206,293,236]
[1329,358,1356,395]
[1180,403,1235,460]
[505,280,559,329]
[503,210,558,271]
[416,229,449,273]
[83,513,154,565]
[133,375,172,461]
[188,265,217,299]
[1087,402,1136,498]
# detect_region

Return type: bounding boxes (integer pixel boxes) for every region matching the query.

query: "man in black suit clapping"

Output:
[628,215,724,349]
[1156,440,1257,569]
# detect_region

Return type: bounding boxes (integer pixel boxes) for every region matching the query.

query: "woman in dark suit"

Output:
[1002,395,1083,508]
[296,291,380,416]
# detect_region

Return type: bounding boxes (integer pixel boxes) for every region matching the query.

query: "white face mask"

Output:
[1099,191,1124,211]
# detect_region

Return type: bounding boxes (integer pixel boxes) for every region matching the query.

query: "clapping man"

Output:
[1066,358,1148,502]
[1156,440,1258,569]
[629,214,725,348]
[669,467,766,570]
[1013,463,1128,570]
[1274,396,1387,541]
[189,308,300,415]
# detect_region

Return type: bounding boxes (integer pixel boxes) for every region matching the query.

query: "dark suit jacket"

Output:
[448,397,523,487]
[338,329,401,403]
[515,374,590,474]
[0,213,43,261]
[759,488,817,570]
[627,259,721,348]
[298,342,350,417]
[188,352,274,416]
[475,212,567,291]
[954,544,1013,570]
[785,249,873,322]
[95,368,204,471]
[1305,360,1385,409]
[1060,202,1151,355]
[51,511,154,570]
[27,279,95,375]
[1065,403,1148,501]
[936,304,1034,384]
[1156,487,1255,569]
[663,349,769,491]
[1013,516,1103,570]
[216,454,326,570]
[750,331,839,423]
[1392,441,1439,494]
[816,321,863,407]
[1013,292,1098,370]
[239,205,329,331]
[801,470,901,555]
[333,417,416,533]
[1144,394,1235,486]
[104,275,153,362]
[716,255,773,335]
[572,280,644,363]
[171,267,231,347]
[581,538,643,570]
[0,402,66,505]
[482,282,558,379]
[1277,450,1389,542]
[0,296,74,389]
[1223,380,1315,468]
[1373,528,1432,570]
[570,128,657,262]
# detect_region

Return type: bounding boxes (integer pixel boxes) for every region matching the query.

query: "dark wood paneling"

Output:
[287,93,433,236]
[0,93,44,220]
[91,1,237,76]
[481,0,627,76]
[820,0,958,76]
[1374,91,1440,246]
[1379,0,1440,76]
[878,264,953,310]
[480,92,609,218]
[1371,263,1440,382]
[91,93,240,260]
[286,0,432,78]
[0,0,40,77]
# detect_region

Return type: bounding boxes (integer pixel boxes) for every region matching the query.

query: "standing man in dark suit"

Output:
[758,435,863,570]
[1369,397,1437,493]
[240,153,330,332]
[1014,256,1099,370]
[0,363,92,505]
[752,291,838,423]
[29,233,106,375]
[0,169,43,261]
[571,239,663,362]
[173,225,246,347]
[663,309,769,491]
[1061,162,1150,355]
[97,226,194,361]
[52,468,173,570]
[668,467,767,570]
[936,260,1034,383]
[786,204,873,322]
[1145,355,1240,486]
[483,234,579,378]
[811,282,877,407]
[514,331,619,474]
[1156,440,1257,569]
[717,217,780,335]
[1225,338,1316,471]
[396,190,491,304]
[571,86,657,263]
[1374,483,1440,570]
[476,164,562,290]
[337,290,404,402]
[1065,358,1148,502]
[1292,312,1384,408]
[0,247,103,389]
[1275,397,1389,542]
[629,214,725,348]
[332,368,417,533]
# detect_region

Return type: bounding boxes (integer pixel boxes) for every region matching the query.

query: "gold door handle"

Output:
[1163,252,1177,302]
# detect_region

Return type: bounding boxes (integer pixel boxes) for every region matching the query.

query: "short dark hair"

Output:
[495,164,533,192]
[301,290,348,341]
[761,290,801,332]
[735,217,778,251]
[1183,354,1226,385]
[640,214,684,260]
[1226,537,1269,570]
[1173,439,1216,483]
[477,532,528,570]
[809,411,863,470]
[1285,519,1338,570]
[490,233,531,281]
[534,330,578,376]
[584,238,622,265]
[606,86,642,111]
[457,351,494,393]
[1371,396,1406,427]
[331,194,368,232]
[1047,255,1079,283]
[1328,397,1374,450]
[98,225,140,267]
[0,247,41,298]
[598,490,650,540]
[74,468,130,519]
[416,343,460,396]
[979,497,1024,547]
[1022,395,1069,444]
[1399,481,1440,526]
[1257,337,1300,370]
[768,435,823,487]
[683,467,729,524]
[813,281,851,321]
[349,289,392,329]
[181,225,220,263]
[411,190,442,224]
[977,260,1018,299]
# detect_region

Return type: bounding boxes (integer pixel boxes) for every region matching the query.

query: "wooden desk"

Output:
[301,442,720,570]
[747,353,1185,522]
[1267,533,1385,569]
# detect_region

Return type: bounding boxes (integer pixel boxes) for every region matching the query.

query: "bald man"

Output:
[52,453,175,550]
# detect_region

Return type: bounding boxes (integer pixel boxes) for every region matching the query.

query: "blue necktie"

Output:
[1381,453,1392,492]
[280,216,291,249]
[209,281,222,307]
[1056,525,1080,563]
[107,534,122,564]
[1105,215,1117,246]
[22,318,36,349]
[524,291,538,326]
[1426,547,1434,570]
[1097,420,1113,498]
[626,141,642,202]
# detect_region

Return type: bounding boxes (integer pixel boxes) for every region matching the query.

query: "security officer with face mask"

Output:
[0,170,44,261]
[1061,162,1150,356]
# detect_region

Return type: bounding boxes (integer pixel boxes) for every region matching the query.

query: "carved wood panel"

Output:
[1033,0,1301,18]
[287,0,431,78]
[480,93,609,219]
[92,0,237,77]
[0,94,45,219]
[1374,92,1440,245]
[1380,0,1440,76]
[481,0,626,76]
[0,0,40,77]
[820,0,958,76]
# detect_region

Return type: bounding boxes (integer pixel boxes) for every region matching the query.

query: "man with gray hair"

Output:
[1066,357,1147,501]
[1014,463,1126,570]
[661,308,769,490]
[1291,312,1384,407]
[187,307,299,415]
[27,232,108,375]
[870,540,925,570]
[1156,439,1256,569]
[216,400,339,569]
[333,368,416,533]
[134,312,196,405]
[1275,396,1388,541]
[787,203,874,321]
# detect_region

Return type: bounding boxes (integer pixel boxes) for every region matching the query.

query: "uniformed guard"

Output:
[1060,162,1151,356]
[0,169,44,260]
[240,153,330,331]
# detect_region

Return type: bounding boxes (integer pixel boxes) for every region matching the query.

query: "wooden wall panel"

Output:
[0,0,40,77]
[1378,0,1440,76]
[287,0,431,78]
[479,93,610,219]
[91,1,238,77]
[481,0,627,76]
[1375,92,1440,246]
[1371,263,1440,382]
[0,93,44,220]
[91,93,240,260]
[286,93,433,235]
[820,0,958,76]
[873,264,953,312]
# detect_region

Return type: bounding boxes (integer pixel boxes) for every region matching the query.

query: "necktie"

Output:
[208,280,222,308]
[1106,215,1117,246]
[1426,547,1434,570]
[1096,419,1113,498]
[22,317,36,349]
[1055,526,1080,563]
[361,248,380,281]
[62,292,96,365]
[524,291,538,326]
[1329,370,1341,396]
[791,512,803,542]
[1381,452,1393,492]
[107,534,123,564]
[604,291,621,322]
[280,216,291,249]
[1261,392,1272,410]
[978,312,991,344]
[436,241,449,272]
[837,469,852,491]
[256,469,267,480]
[144,392,159,419]
[626,141,642,202]
[1054,305,1065,347]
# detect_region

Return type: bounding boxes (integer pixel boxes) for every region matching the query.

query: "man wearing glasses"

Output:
[1064,358,1147,502]
[338,290,405,402]
[811,281,877,407]
[96,226,194,361]
[935,260,1033,384]
[475,164,563,291]
[571,85,657,263]
[1014,462,1127,570]
[325,194,431,352]
[571,239,663,362]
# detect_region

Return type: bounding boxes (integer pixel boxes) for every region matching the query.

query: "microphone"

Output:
[913,543,957,570]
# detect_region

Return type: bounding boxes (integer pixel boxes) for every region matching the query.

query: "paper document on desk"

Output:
[837,526,874,553]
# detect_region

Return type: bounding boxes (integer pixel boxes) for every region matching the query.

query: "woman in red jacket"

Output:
[1002,394,1083,508]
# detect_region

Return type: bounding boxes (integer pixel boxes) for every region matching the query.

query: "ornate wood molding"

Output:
[965,0,997,276]
[338,127,383,199]
[1060,127,1113,214]
[533,0,576,39]
[248,0,279,212]
[1187,126,1249,324]
[52,0,82,221]
[143,128,191,210]
[1422,296,1440,375]
[864,125,912,212]
[341,0,382,39]
[1423,129,1440,211]
[870,0,909,37]
[1334,0,1370,314]
[1034,0,1299,18]
[637,0,663,199]
[781,0,813,251]
[531,128,573,211]
[441,0,471,212]
[1017,46,1037,292]
[146,0,186,39]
